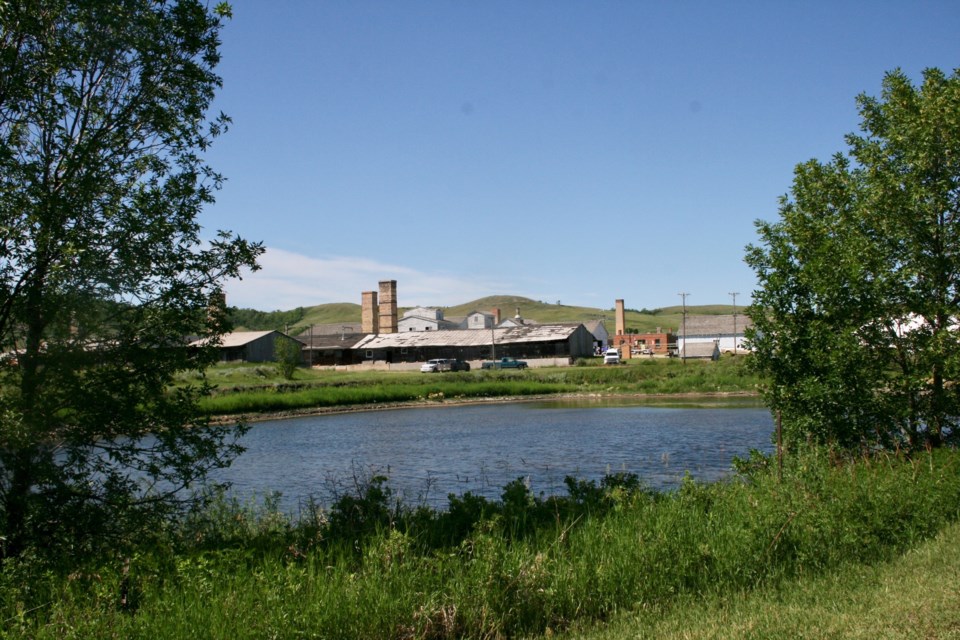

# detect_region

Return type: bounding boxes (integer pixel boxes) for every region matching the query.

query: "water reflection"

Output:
[210,402,774,513]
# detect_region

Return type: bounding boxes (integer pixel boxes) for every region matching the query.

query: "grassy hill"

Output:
[230,296,741,334]
[298,302,362,327]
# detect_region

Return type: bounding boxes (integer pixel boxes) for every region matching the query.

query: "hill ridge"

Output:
[229,296,741,333]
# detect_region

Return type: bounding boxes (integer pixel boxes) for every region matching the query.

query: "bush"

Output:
[4,449,960,639]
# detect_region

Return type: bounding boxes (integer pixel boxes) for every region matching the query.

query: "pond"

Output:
[209,398,775,513]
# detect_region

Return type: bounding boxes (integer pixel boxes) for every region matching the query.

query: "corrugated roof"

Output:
[583,319,607,336]
[298,333,366,349]
[352,324,583,350]
[310,323,364,336]
[190,330,301,348]
[681,315,753,336]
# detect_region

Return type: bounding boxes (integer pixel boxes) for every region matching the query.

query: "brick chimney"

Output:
[491,308,501,325]
[378,279,398,334]
[361,290,378,334]
[615,299,625,336]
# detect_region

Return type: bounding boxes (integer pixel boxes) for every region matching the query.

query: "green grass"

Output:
[562,519,960,639]
[199,377,576,414]
[186,356,761,416]
[4,448,958,639]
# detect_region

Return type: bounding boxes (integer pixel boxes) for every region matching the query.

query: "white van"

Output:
[603,348,621,365]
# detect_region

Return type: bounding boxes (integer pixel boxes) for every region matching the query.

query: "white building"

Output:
[464,311,497,329]
[397,307,459,332]
[676,315,752,354]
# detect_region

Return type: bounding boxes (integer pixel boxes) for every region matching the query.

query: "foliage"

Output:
[0,0,263,560]
[272,335,301,380]
[228,306,306,332]
[570,519,960,639]
[746,67,960,451]
[2,448,959,638]
[194,358,759,416]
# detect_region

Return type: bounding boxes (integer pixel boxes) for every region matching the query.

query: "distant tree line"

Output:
[229,306,306,333]
[611,307,663,315]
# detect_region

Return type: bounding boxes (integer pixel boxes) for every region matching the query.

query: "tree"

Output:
[274,335,302,380]
[0,0,263,559]
[745,68,960,451]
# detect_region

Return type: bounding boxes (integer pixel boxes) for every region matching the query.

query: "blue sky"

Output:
[205,1,960,312]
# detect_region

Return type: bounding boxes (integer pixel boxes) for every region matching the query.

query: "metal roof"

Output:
[352,323,584,350]
[583,319,607,336]
[190,330,302,348]
[681,315,753,336]
[310,323,364,336]
[297,333,366,349]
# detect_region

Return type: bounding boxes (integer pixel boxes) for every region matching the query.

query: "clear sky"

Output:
[204,1,960,312]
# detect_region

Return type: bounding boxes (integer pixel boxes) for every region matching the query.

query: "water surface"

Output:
[211,401,774,512]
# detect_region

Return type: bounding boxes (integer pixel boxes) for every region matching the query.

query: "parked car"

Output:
[446,358,471,372]
[420,359,446,373]
[603,348,621,364]
[421,358,471,373]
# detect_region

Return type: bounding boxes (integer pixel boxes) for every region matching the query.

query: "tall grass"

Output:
[194,357,759,416]
[199,377,578,414]
[4,448,959,639]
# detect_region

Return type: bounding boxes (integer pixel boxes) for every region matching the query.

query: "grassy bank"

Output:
[4,448,958,638]
[192,355,761,417]
[565,517,960,639]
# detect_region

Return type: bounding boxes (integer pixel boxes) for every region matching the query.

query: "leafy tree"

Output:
[746,68,960,451]
[273,334,302,380]
[228,305,306,333]
[0,0,262,559]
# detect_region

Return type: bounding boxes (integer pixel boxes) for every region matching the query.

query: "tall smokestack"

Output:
[361,291,378,334]
[378,280,398,334]
[492,308,501,326]
[615,299,625,336]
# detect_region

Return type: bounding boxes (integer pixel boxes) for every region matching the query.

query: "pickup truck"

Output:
[481,357,528,370]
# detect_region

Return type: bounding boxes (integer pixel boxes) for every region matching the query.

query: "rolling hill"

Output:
[229,296,741,335]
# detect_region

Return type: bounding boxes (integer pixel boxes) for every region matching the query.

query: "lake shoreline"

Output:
[213,390,764,425]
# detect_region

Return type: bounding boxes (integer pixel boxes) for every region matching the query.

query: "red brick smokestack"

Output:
[492,308,501,325]
[615,299,625,336]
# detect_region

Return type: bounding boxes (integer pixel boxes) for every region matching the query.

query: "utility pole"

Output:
[678,292,689,364]
[729,292,739,355]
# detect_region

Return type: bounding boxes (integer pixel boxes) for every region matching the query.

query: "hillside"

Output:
[229,303,361,333]
[230,296,741,334]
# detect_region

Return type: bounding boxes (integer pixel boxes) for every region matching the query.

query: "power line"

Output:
[678,292,689,363]
[729,292,739,355]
